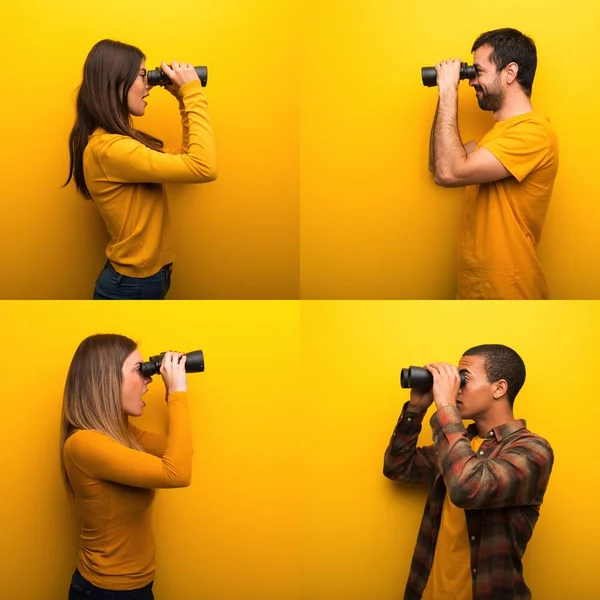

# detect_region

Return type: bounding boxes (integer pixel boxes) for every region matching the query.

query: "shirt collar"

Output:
[466,419,527,442]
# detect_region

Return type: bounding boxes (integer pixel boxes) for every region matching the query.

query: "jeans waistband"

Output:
[106,261,173,276]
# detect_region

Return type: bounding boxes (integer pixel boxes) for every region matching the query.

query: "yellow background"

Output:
[0,300,598,598]
[299,301,599,599]
[0,301,301,599]
[0,0,299,299]
[2,1,598,300]
[300,0,600,299]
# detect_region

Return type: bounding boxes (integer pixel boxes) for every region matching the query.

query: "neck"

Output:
[493,91,533,122]
[472,405,515,436]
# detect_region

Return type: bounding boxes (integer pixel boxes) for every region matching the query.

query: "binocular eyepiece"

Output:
[147,66,208,88]
[400,366,466,388]
[421,63,476,87]
[140,350,205,377]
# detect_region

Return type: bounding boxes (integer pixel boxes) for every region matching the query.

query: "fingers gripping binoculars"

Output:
[140,350,205,377]
[400,366,466,388]
[147,66,208,87]
[421,63,476,87]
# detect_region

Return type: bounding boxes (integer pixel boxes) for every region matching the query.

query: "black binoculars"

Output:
[140,350,205,377]
[421,63,477,87]
[147,66,208,88]
[400,366,466,388]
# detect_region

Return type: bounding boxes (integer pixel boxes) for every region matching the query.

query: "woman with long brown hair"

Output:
[64,39,217,299]
[60,334,192,599]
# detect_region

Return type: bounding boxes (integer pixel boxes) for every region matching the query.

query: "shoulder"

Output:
[64,429,113,457]
[521,426,552,444]
[86,130,139,157]
[509,425,554,460]
[524,113,557,143]
[502,113,556,140]
[483,113,557,164]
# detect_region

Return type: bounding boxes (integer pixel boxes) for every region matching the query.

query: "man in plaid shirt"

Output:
[383,344,554,600]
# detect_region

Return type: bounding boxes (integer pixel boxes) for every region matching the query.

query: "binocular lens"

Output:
[421,62,477,87]
[400,366,466,388]
[140,350,205,377]
[147,66,208,88]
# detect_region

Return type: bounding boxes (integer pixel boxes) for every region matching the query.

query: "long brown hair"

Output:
[64,39,164,199]
[60,333,144,494]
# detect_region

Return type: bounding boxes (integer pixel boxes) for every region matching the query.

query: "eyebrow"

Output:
[473,63,483,69]
[459,368,472,374]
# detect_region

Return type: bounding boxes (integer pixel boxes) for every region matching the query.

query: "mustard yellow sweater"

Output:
[63,391,192,590]
[84,80,217,278]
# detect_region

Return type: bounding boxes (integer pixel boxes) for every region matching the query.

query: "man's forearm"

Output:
[433,92,467,184]
[428,100,439,173]
[383,402,435,484]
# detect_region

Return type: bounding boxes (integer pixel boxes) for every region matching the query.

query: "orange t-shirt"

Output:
[457,112,559,299]
[422,435,485,600]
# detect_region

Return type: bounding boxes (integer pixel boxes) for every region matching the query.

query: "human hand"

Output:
[434,58,462,95]
[407,366,435,413]
[408,386,435,414]
[426,362,461,409]
[159,61,199,92]
[160,352,188,394]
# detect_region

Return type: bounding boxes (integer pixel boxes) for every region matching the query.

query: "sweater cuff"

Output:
[177,79,203,98]
[396,400,428,428]
[167,391,188,403]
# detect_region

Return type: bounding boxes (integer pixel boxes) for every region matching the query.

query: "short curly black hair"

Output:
[462,344,526,407]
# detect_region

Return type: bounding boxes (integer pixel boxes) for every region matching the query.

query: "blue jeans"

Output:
[68,569,154,599]
[93,261,172,300]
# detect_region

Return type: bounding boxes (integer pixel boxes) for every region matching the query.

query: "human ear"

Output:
[493,379,508,399]
[504,62,519,84]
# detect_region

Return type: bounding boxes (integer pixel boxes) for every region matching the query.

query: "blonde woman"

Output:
[60,334,191,599]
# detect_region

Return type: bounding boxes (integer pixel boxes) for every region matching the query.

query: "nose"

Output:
[144,376,152,385]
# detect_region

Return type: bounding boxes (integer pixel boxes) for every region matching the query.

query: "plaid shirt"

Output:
[384,402,554,600]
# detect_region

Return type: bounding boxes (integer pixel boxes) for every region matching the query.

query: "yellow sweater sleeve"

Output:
[129,423,168,457]
[164,96,191,155]
[65,391,192,488]
[97,80,217,184]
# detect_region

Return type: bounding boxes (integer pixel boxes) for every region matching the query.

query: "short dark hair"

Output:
[471,28,537,97]
[462,344,526,407]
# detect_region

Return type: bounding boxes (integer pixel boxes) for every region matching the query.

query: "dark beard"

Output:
[475,86,503,112]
